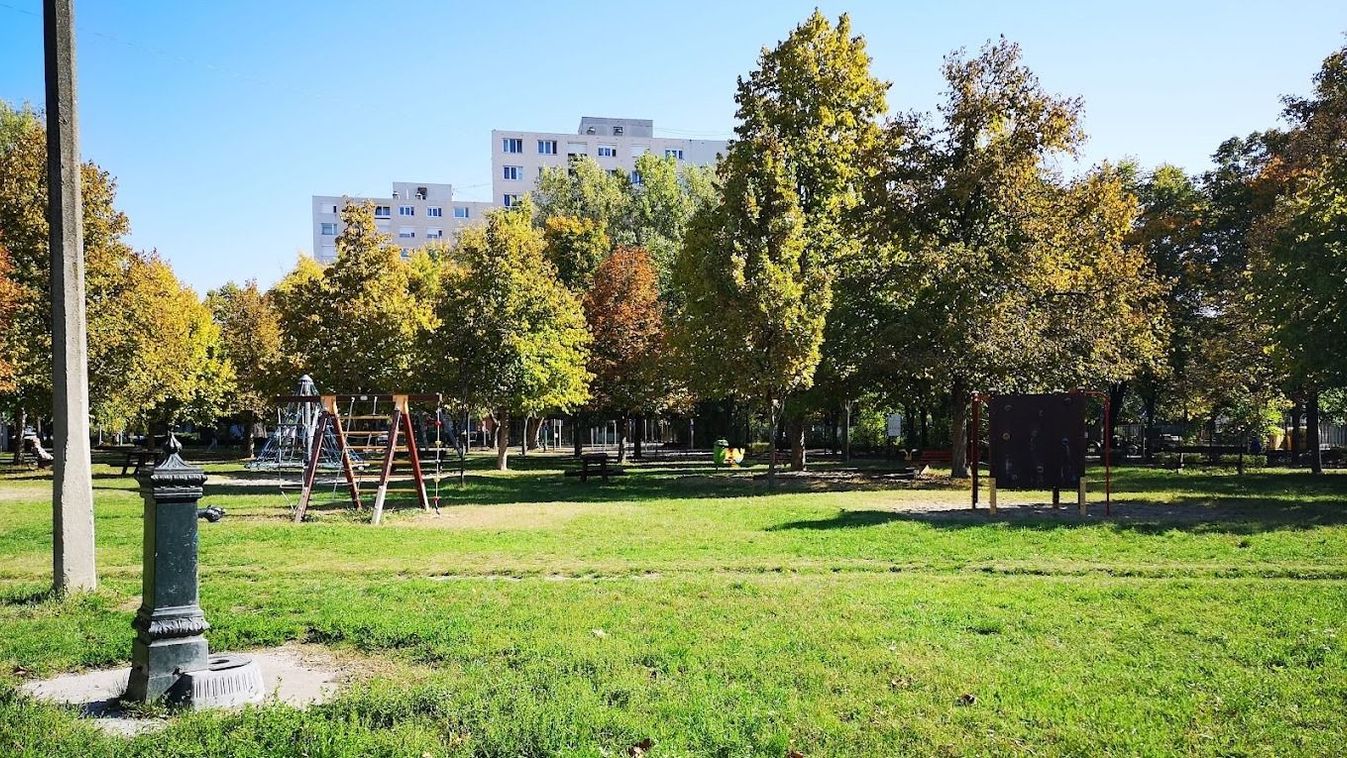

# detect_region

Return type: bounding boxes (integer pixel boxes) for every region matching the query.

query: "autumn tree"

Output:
[1245,43,1347,473]
[0,101,228,438]
[208,280,285,455]
[673,134,830,483]
[872,39,1167,476]
[430,200,591,470]
[582,246,674,462]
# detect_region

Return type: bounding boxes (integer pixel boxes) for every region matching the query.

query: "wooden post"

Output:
[371,407,402,525]
[400,400,429,511]
[988,479,997,516]
[45,0,97,593]
[1078,477,1087,515]
[294,413,329,523]
[324,396,362,510]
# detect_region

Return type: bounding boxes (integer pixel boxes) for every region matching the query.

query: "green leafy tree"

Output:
[673,134,830,482]
[208,280,285,455]
[272,203,435,393]
[542,215,610,292]
[430,200,591,470]
[732,10,889,468]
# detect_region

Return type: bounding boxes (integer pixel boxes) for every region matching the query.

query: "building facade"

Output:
[311,182,493,263]
[491,116,726,208]
[311,118,727,262]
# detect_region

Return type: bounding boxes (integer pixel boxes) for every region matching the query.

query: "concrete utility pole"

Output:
[44,0,97,592]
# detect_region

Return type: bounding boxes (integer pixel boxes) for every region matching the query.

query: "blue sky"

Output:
[1,1,1344,293]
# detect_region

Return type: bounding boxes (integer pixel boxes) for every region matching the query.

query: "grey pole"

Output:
[44,0,97,593]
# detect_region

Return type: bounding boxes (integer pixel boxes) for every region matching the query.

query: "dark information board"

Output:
[988,393,1086,490]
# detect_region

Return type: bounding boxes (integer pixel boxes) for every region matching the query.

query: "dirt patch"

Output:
[400,501,630,530]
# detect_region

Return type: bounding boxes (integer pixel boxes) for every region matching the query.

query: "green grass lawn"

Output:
[1,451,1345,756]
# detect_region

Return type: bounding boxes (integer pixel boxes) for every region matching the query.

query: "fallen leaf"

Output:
[628,737,654,756]
[592,628,607,638]
[788,750,805,758]
[957,693,977,706]
[12,665,30,677]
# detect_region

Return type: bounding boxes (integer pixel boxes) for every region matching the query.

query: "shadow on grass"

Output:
[768,496,1347,535]
[0,586,57,606]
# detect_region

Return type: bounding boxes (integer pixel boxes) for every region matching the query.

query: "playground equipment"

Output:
[970,390,1112,516]
[269,382,443,525]
[249,376,366,474]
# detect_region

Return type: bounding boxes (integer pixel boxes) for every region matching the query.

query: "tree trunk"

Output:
[1142,392,1157,463]
[243,411,256,458]
[766,395,780,485]
[573,413,584,457]
[1108,381,1127,433]
[1308,388,1323,475]
[904,406,916,450]
[633,414,644,460]
[950,378,969,478]
[841,401,852,463]
[10,408,24,463]
[919,407,929,448]
[495,410,510,470]
[617,414,629,463]
[788,411,805,471]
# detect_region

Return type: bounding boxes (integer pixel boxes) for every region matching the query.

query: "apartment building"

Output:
[491,116,727,208]
[310,182,493,263]
[311,118,727,262]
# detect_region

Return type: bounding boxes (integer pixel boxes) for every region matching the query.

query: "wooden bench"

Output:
[564,453,626,482]
[917,449,953,464]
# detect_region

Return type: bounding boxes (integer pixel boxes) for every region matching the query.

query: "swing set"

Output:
[273,391,459,525]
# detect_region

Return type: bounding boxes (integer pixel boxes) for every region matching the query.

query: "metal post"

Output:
[44,0,96,593]
[126,435,209,701]
[125,435,262,707]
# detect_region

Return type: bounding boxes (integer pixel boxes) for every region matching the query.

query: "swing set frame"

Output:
[275,392,442,525]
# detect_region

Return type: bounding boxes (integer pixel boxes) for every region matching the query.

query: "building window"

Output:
[567,142,587,157]
[597,145,617,158]
[629,170,643,186]
[374,205,391,218]
[454,206,470,219]
[629,145,647,159]
[427,206,443,217]
[399,205,415,216]
[426,228,443,240]
[398,227,415,239]
[319,203,338,214]
[613,125,624,135]
[664,148,684,160]
[320,244,335,259]
[320,222,338,235]
[503,165,522,181]
[538,139,557,155]
[503,194,520,207]
[502,137,523,153]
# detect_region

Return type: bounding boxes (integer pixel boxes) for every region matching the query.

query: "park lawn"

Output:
[0,453,1345,756]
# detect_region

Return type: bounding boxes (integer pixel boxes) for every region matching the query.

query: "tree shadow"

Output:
[768,496,1347,536]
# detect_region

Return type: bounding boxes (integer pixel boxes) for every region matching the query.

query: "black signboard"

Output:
[988,393,1086,490]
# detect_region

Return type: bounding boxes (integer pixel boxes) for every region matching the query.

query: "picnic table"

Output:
[120,448,158,476]
[564,453,625,482]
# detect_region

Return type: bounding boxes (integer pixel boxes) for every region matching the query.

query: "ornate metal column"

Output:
[125,435,261,706]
